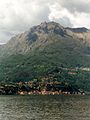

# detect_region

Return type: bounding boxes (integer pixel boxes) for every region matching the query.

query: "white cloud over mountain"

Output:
[0,0,90,43]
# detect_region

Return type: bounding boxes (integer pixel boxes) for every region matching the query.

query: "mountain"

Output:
[1,22,90,55]
[0,21,90,91]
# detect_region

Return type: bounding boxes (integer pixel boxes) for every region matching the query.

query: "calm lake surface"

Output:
[0,95,90,120]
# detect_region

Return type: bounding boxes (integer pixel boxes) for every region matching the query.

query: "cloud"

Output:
[0,0,90,44]
[49,0,90,28]
[0,0,51,43]
[48,3,73,27]
[59,0,90,13]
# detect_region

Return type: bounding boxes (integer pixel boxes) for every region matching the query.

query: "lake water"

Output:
[0,95,90,120]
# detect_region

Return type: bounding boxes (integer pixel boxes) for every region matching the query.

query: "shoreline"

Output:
[17,90,85,95]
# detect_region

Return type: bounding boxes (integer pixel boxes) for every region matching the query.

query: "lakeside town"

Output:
[0,81,85,95]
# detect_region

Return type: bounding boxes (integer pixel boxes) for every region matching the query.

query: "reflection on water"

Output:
[0,95,90,120]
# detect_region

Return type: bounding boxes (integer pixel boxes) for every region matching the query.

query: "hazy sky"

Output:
[0,0,90,44]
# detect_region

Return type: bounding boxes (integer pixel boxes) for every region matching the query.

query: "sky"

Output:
[0,0,90,44]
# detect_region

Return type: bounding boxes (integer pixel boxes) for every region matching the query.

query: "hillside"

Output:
[0,21,90,91]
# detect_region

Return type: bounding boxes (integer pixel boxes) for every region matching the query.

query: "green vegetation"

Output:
[0,55,90,92]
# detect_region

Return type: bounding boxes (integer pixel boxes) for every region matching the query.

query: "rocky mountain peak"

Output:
[0,21,90,56]
[28,21,66,38]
